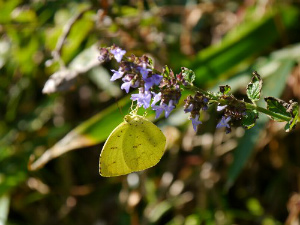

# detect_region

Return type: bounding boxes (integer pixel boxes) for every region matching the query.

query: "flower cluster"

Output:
[99,45,299,134]
[184,92,209,131]
[216,88,247,133]
[98,45,126,63]
[99,46,183,119]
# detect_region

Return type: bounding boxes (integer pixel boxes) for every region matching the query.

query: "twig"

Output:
[52,6,92,68]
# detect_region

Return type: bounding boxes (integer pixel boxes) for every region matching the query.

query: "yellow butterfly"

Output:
[99,113,166,177]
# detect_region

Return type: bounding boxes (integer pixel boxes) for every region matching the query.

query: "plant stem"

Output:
[188,85,218,100]
[245,103,292,122]
[189,85,294,122]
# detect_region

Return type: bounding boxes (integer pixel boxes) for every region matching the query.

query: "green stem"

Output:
[188,85,218,100]
[245,103,292,122]
[188,85,294,122]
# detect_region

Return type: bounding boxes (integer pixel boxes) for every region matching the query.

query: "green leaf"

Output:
[264,97,291,122]
[289,101,299,117]
[246,71,262,102]
[61,10,94,63]
[0,0,21,23]
[285,118,298,132]
[242,110,259,129]
[285,102,299,132]
[11,8,37,23]
[181,67,195,85]
[219,85,231,95]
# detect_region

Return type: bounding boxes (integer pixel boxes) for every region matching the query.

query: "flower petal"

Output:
[121,81,131,93]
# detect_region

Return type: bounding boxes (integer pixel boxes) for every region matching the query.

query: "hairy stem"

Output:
[245,103,292,122]
[189,85,295,122]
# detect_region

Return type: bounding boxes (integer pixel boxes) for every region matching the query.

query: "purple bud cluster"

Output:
[152,66,183,118]
[184,92,209,132]
[98,45,126,63]
[216,94,246,133]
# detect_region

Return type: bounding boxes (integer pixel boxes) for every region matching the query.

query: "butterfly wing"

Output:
[99,121,132,177]
[122,116,166,172]
[99,115,166,177]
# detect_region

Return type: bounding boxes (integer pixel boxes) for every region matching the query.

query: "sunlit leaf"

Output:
[181,67,195,85]
[246,71,262,102]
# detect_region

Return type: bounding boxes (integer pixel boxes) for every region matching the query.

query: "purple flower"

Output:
[217,105,227,111]
[131,90,152,109]
[138,67,152,79]
[152,100,175,118]
[152,104,165,118]
[203,97,209,103]
[121,75,139,93]
[98,48,110,62]
[144,74,163,91]
[216,116,231,129]
[190,114,202,132]
[110,47,126,62]
[121,82,131,93]
[110,69,124,81]
[151,92,162,106]
[184,104,194,113]
[164,100,175,118]
[153,74,163,84]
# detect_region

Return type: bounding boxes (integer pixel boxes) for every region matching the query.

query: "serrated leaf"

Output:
[246,71,262,102]
[264,97,290,121]
[287,101,299,117]
[181,67,195,84]
[242,110,259,129]
[219,85,231,95]
[285,102,299,132]
[285,118,298,132]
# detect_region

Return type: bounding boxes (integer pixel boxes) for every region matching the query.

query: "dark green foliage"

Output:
[264,97,293,121]
[242,110,259,129]
[1,1,300,225]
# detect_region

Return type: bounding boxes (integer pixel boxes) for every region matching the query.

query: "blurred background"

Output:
[1,0,300,224]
